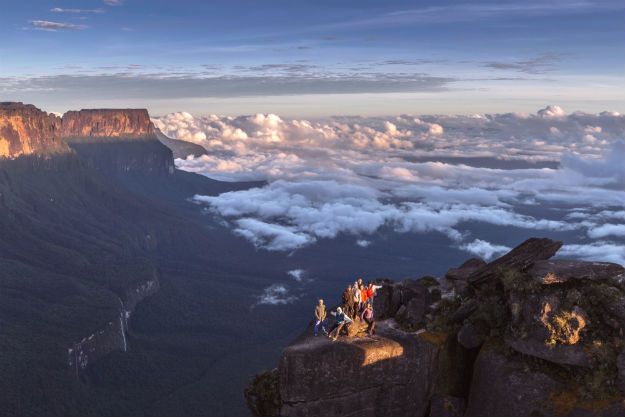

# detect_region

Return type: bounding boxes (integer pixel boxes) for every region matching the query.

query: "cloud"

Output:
[0,72,453,100]
[254,284,298,306]
[103,0,123,5]
[356,239,371,247]
[51,8,104,13]
[587,224,625,239]
[559,242,625,266]
[483,53,562,74]
[163,107,624,255]
[29,20,88,31]
[459,239,511,260]
[287,269,306,282]
[537,105,566,118]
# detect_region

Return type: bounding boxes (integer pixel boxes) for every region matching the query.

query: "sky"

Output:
[1,0,624,116]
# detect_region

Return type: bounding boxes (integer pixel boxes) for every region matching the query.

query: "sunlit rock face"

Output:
[279,321,442,417]
[61,109,155,138]
[0,102,66,158]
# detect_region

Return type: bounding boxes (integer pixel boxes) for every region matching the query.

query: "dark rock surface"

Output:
[531,259,624,285]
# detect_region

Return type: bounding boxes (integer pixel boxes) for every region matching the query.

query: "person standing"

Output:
[352,281,362,315]
[366,282,383,304]
[342,285,354,317]
[314,299,328,336]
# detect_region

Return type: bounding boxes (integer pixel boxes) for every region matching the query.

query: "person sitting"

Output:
[328,307,352,341]
[314,299,328,337]
[361,302,376,335]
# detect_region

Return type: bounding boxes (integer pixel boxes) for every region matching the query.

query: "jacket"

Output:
[361,288,368,303]
[342,288,354,305]
[353,285,361,303]
[315,304,327,321]
[331,311,352,324]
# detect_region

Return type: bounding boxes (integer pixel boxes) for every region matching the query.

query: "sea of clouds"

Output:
[153,106,625,265]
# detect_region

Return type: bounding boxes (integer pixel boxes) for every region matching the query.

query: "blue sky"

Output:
[1,0,623,116]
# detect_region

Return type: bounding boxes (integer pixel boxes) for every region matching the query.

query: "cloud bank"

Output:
[153,106,625,265]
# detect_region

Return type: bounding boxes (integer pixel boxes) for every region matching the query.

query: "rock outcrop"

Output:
[0,102,67,158]
[246,238,625,417]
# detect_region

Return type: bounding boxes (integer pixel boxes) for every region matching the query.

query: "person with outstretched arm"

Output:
[314,299,328,336]
[328,307,352,341]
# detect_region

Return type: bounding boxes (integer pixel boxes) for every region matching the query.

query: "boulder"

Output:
[468,238,563,285]
[465,345,564,417]
[346,318,369,337]
[457,322,486,350]
[405,297,427,327]
[445,258,486,281]
[279,320,442,417]
[447,299,478,325]
[505,293,592,367]
[530,259,625,285]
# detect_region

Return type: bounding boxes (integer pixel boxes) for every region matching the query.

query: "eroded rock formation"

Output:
[246,238,625,417]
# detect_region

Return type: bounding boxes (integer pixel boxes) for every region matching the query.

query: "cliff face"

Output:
[247,238,625,417]
[68,271,160,374]
[0,102,67,158]
[61,109,155,138]
[61,109,175,175]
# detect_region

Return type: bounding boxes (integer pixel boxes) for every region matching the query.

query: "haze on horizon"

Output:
[1,0,624,117]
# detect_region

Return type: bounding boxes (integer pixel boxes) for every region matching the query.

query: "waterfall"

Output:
[119,314,128,352]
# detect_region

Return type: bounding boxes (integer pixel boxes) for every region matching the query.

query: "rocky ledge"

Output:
[246,238,625,417]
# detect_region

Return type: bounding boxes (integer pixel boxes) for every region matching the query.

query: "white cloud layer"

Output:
[153,106,625,265]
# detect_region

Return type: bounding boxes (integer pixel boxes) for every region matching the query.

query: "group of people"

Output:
[313,278,383,341]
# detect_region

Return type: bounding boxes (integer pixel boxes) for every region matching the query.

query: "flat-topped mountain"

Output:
[0,103,178,175]
[61,108,155,138]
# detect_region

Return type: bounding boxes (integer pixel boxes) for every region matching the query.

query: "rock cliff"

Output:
[0,102,67,158]
[246,238,625,417]
[61,109,155,138]
[68,271,160,374]
[1,104,175,175]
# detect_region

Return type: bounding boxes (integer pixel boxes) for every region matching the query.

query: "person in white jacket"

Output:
[328,307,352,341]
[353,281,362,314]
